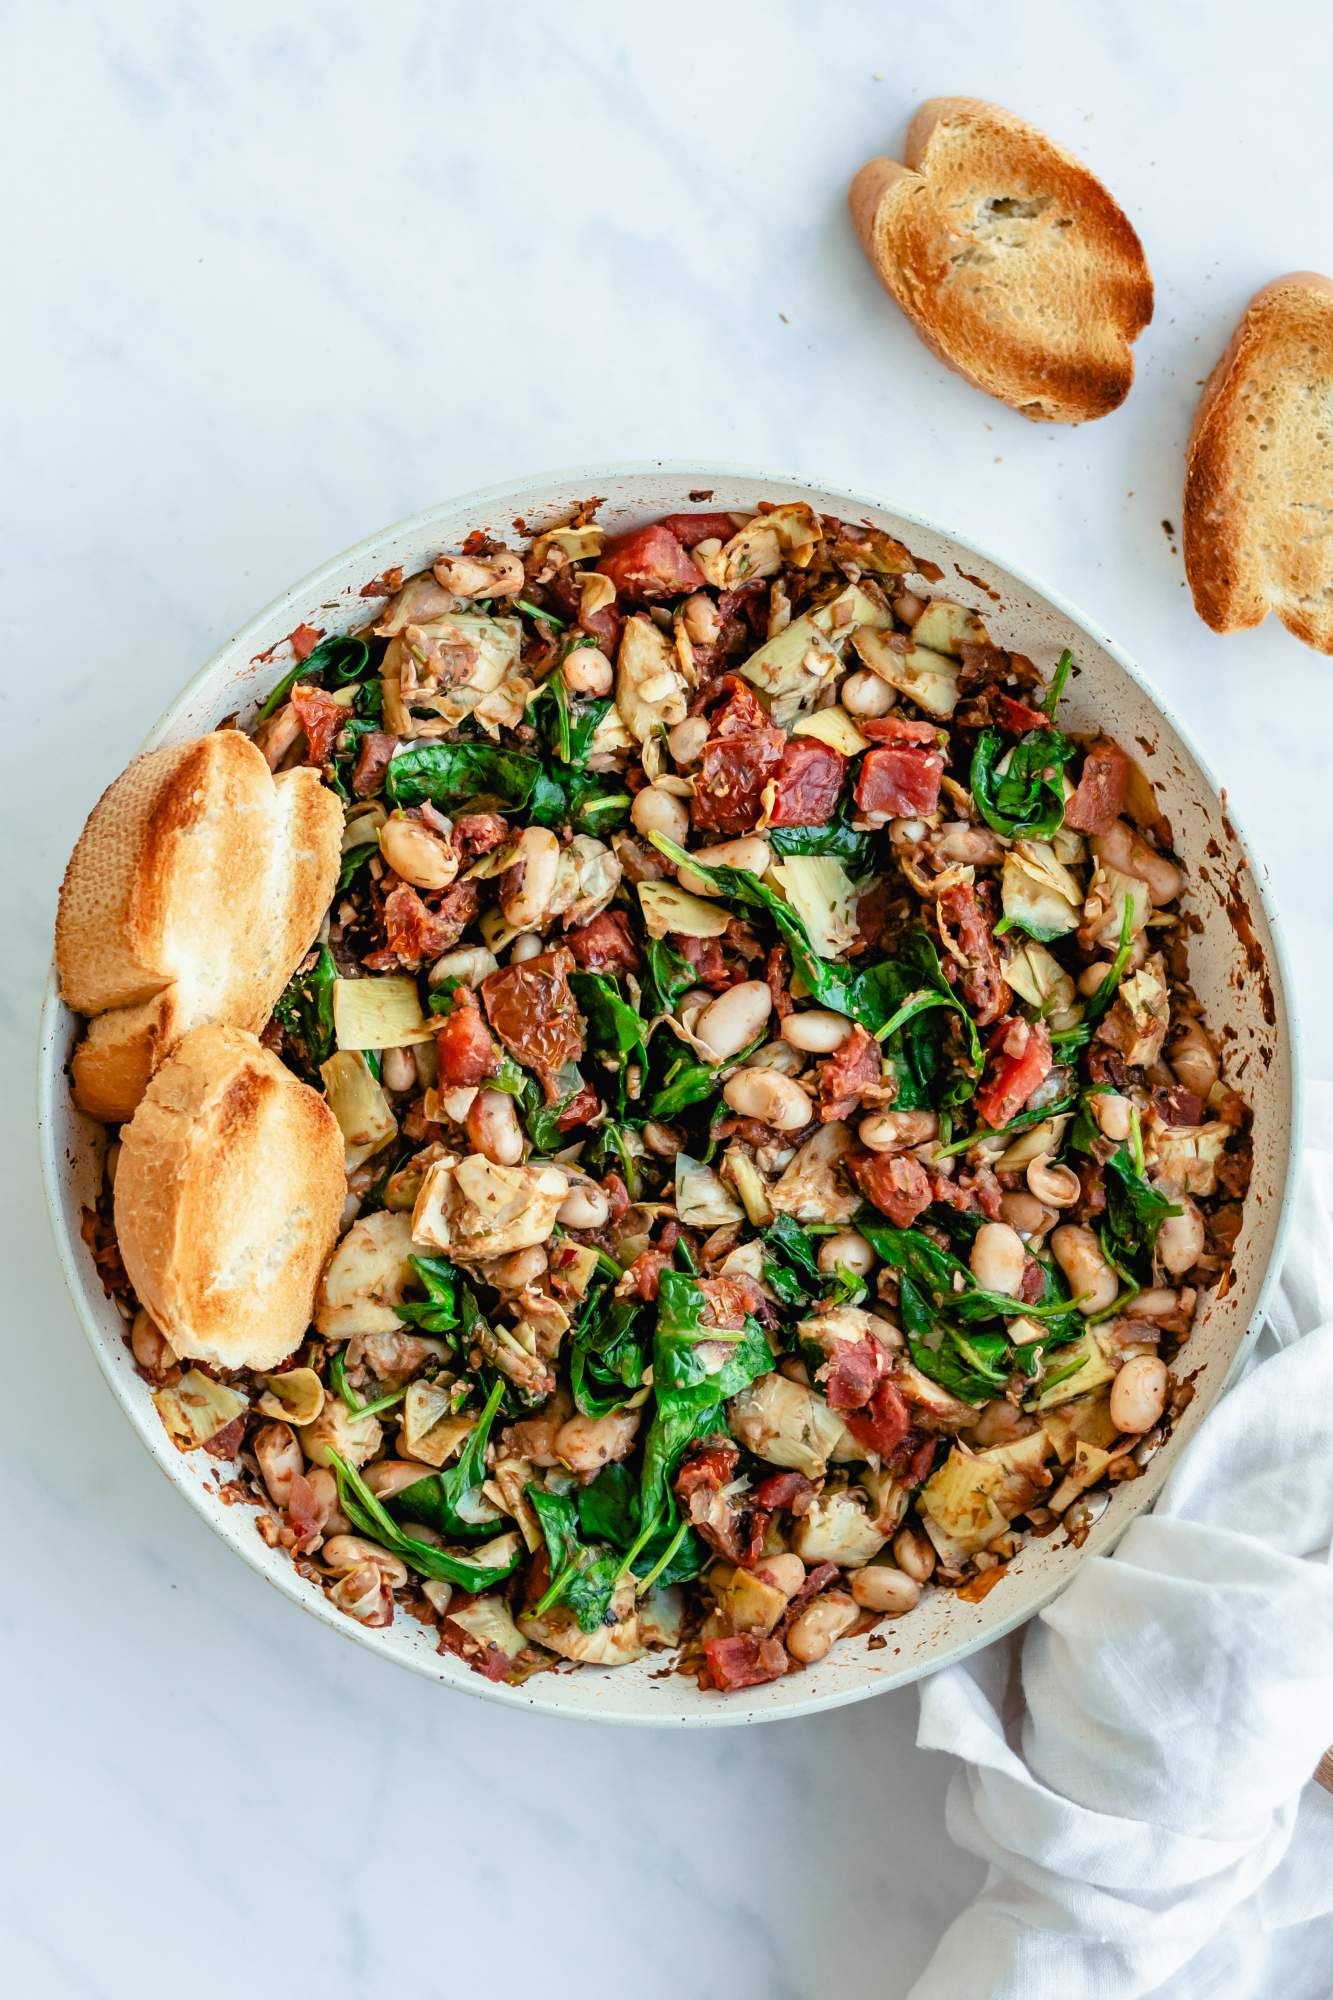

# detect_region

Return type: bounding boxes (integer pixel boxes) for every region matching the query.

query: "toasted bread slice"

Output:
[56,731,341,1121]
[1184,274,1333,652]
[114,1024,345,1373]
[849,97,1153,423]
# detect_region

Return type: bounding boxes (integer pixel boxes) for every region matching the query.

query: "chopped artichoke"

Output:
[895,1358,982,1426]
[675,1151,745,1228]
[770,854,861,958]
[1042,1391,1119,1464]
[1100,953,1170,1067]
[637,879,731,939]
[1048,1440,1113,1512]
[704,502,821,586]
[851,626,961,719]
[320,1049,398,1169]
[299,1395,382,1470]
[444,1593,530,1665]
[518,1574,646,1665]
[153,1370,248,1451]
[770,1120,860,1224]
[714,1563,789,1635]
[412,1155,568,1262]
[333,976,434,1051]
[790,1481,888,1567]
[257,1367,326,1426]
[315,1209,417,1339]
[1144,1120,1231,1198]
[615,613,688,743]
[791,705,871,755]
[1004,939,1076,1017]
[726,1372,860,1480]
[740,584,891,727]
[1083,862,1150,952]
[910,599,990,657]
[1002,841,1083,939]
[1032,1331,1116,1409]
[920,1430,1051,1557]
[723,1144,774,1227]
[402,1380,474,1468]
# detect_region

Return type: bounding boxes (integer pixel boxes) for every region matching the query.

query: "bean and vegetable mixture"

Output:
[127,500,1251,1690]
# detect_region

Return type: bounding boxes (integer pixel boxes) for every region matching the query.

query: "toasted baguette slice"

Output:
[1184,274,1333,652]
[849,97,1153,423]
[56,730,341,1121]
[114,1025,345,1373]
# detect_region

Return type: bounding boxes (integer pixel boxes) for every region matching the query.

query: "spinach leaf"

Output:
[385,740,628,835]
[1041,648,1074,719]
[640,935,697,1016]
[527,1485,622,1632]
[393,1254,463,1335]
[389,1379,507,1539]
[580,1119,642,1201]
[865,932,983,1111]
[328,1448,521,1592]
[653,1271,772,1402]
[569,1295,648,1417]
[577,1462,639,1547]
[970,727,1077,841]
[530,668,612,768]
[760,1213,825,1310]
[770,807,872,870]
[272,945,337,1077]
[338,843,377,891]
[932,1093,1078,1162]
[569,971,648,1115]
[1102,1147,1180,1274]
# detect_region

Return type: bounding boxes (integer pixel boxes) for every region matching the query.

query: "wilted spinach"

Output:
[328,1448,521,1592]
[970,727,1077,841]
[393,1254,463,1335]
[386,739,629,837]
[390,1379,507,1540]
[527,1486,623,1632]
[569,971,648,1114]
[272,945,337,1077]
[1102,1147,1180,1275]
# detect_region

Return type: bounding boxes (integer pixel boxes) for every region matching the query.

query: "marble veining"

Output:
[4,2,1331,1993]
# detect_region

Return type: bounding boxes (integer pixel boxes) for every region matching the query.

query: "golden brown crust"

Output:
[849,97,1153,424]
[1184,273,1333,652]
[114,1025,345,1373]
[56,731,342,1121]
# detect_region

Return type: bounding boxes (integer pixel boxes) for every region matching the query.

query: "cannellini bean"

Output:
[1126,1287,1186,1321]
[679,837,771,896]
[323,1535,409,1590]
[1025,1154,1081,1208]
[781,1009,854,1054]
[510,932,544,962]
[1156,1198,1205,1276]
[631,784,690,845]
[130,1307,174,1378]
[849,1565,922,1615]
[422,1578,453,1617]
[485,1244,549,1291]
[722,1067,813,1132]
[752,1554,805,1599]
[467,1088,524,1167]
[747,1038,805,1075]
[381,1045,416,1092]
[786,1591,860,1665]
[860,1109,939,1152]
[681,592,722,646]
[379,813,459,891]
[677,987,711,1033]
[891,1527,936,1583]
[998,1191,1055,1239]
[429,946,499,989]
[254,1421,304,1510]
[642,1120,683,1158]
[1169,1019,1220,1096]
[558,1179,610,1230]
[364,1459,437,1500]
[305,1467,343,1537]
[501,826,562,930]
[1077,961,1112,997]
[1109,1354,1169,1433]
[932,823,1005,866]
[562,646,613,696]
[1090,1092,1133,1143]
[969,1222,1028,1296]
[667,715,709,766]
[1051,1224,1119,1314]
[695,980,773,1060]
[840,668,894,717]
[555,1406,641,1473]
[817,1229,875,1278]
[1093,821,1183,905]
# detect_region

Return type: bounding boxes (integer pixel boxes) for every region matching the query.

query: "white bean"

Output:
[970,1222,1028,1296]
[682,593,722,646]
[1093,821,1183,905]
[679,837,771,896]
[381,1045,416,1092]
[254,1421,304,1510]
[1051,1224,1120,1314]
[849,1565,921,1615]
[786,1592,860,1665]
[562,647,613,696]
[501,826,561,930]
[1026,1155,1081,1208]
[667,715,709,767]
[642,1120,683,1158]
[1090,1092,1133,1142]
[754,1553,806,1598]
[859,1109,938,1152]
[817,1230,875,1278]
[130,1307,174,1378]
[695,980,773,1060]
[558,1179,610,1230]
[467,1088,524,1166]
[1156,1199,1205,1276]
[840,668,893,717]
[1170,1020,1219,1096]
[322,1534,409,1590]
[998,1191,1054,1239]
[781,1009,854,1054]
[510,932,544,963]
[891,1527,936,1583]
[379,814,459,891]
[555,1406,641,1473]
[747,1038,805,1075]
[429,946,499,989]
[485,1244,548,1291]
[722,1067,813,1132]
[1109,1354,1169,1434]
[631,784,690,845]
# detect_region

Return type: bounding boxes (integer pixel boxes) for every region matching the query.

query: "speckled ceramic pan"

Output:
[37,463,1301,1726]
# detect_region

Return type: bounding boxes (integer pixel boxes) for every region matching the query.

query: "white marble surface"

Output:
[5,3,1332,1994]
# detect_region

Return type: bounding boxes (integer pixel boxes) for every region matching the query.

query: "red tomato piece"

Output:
[565,909,641,974]
[434,987,500,1086]
[858,715,942,746]
[694,729,785,833]
[846,1377,912,1459]
[703,1632,788,1691]
[975,1017,1054,1129]
[1064,740,1131,834]
[765,739,847,826]
[851,1152,933,1226]
[853,745,944,819]
[994,693,1049,733]
[596,523,703,602]
[660,511,739,548]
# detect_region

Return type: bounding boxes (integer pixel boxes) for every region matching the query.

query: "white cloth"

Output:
[909,1084,1333,2000]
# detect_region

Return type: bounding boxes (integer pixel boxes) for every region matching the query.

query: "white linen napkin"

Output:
[908,1083,1333,2000]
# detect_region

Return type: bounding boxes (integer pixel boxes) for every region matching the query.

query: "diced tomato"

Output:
[975,1017,1054,1129]
[846,1377,911,1459]
[694,729,785,833]
[851,1151,933,1225]
[369,881,480,970]
[596,522,703,602]
[707,679,771,739]
[565,909,641,974]
[854,745,943,819]
[351,730,397,797]
[481,948,583,1099]
[288,623,323,661]
[434,987,500,1086]
[817,1023,882,1122]
[994,693,1049,733]
[703,1632,788,1691]
[660,511,739,548]
[858,715,943,747]
[554,1082,600,1131]
[750,1471,817,1513]
[821,1335,890,1411]
[937,880,1010,1028]
[1064,740,1131,834]
[290,682,345,766]
[766,739,847,826]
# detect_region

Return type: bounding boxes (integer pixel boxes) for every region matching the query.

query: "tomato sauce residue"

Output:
[954,1562,1009,1604]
